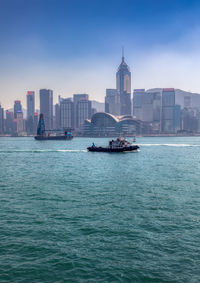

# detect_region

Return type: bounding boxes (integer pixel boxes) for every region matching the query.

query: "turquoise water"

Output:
[0,137,200,282]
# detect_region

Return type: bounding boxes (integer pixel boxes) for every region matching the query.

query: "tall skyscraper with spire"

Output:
[116,49,131,115]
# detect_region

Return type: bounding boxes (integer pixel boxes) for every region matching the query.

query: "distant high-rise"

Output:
[161,88,175,133]
[40,89,53,130]
[174,104,181,132]
[60,98,74,129]
[133,89,146,120]
[0,105,4,134]
[91,107,97,116]
[16,111,24,135]
[77,100,92,129]
[151,92,161,123]
[105,89,120,116]
[26,91,35,134]
[55,103,61,129]
[73,94,89,106]
[73,94,89,129]
[116,51,131,115]
[184,96,191,108]
[33,112,38,134]
[5,111,14,134]
[27,91,35,119]
[14,101,22,119]
[133,89,161,123]
[181,108,199,133]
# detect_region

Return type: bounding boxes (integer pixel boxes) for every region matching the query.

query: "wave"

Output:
[0,149,87,153]
[139,143,200,147]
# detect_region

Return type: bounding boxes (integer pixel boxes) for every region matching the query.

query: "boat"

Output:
[34,114,73,140]
[87,137,139,152]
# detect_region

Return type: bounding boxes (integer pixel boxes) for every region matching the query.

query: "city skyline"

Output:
[1,0,200,109]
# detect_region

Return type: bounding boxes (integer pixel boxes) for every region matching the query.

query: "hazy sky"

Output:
[1,0,200,109]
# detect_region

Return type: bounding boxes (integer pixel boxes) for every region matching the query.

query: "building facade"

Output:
[14,101,22,119]
[161,88,175,133]
[181,108,199,133]
[73,94,89,129]
[77,99,92,129]
[60,98,74,129]
[0,105,4,134]
[16,111,24,135]
[133,89,146,120]
[27,91,35,119]
[40,89,53,130]
[55,103,61,129]
[133,89,161,123]
[174,104,181,132]
[105,89,120,115]
[33,112,38,134]
[26,91,35,134]
[5,111,14,134]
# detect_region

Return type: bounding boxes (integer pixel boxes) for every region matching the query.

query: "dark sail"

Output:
[37,114,45,136]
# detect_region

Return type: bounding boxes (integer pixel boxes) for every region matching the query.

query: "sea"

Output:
[0,136,200,283]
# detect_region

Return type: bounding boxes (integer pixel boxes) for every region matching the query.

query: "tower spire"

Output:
[122,46,124,62]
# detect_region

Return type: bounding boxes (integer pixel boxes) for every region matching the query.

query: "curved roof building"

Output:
[83,112,152,136]
[91,112,119,125]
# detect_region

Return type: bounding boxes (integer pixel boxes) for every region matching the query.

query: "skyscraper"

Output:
[161,88,175,133]
[33,112,39,134]
[105,89,120,115]
[16,111,24,135]
[73,94,89,129]
[27,91,35,118]
[5,111,14,134]
[174,104,181,132]
[60,98,74,129]
[55,103,61,129]
[14,101,22,118]
[133,89,161,123]
[40,89,53,130]
[133,89,146,120]
[76,99,92,129]
[116,52,131,115]
[26,91,35,134]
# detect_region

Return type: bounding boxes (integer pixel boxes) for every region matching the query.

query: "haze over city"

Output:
[1,0,200,109]
[2,1,200,283]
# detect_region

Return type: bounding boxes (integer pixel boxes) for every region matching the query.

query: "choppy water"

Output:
[0,136,200,282]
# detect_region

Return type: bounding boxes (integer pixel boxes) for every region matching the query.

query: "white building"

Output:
[60,98,74,128]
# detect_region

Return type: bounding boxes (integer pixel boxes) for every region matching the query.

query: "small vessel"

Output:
[133,136,136,142]
[87,137,139,152]
[34,114,73,141]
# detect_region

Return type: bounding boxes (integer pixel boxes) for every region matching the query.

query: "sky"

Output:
[1,0,200,109]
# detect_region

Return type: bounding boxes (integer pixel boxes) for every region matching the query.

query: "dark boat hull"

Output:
[87,145,139,152]
[34,135,73,140]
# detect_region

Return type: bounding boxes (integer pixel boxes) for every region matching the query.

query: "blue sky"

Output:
[1,0,200,108]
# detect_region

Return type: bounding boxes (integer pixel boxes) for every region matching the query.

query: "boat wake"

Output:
[139,143,200,147]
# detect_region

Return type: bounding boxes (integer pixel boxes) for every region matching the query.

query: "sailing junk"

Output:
[35,114,73,140]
